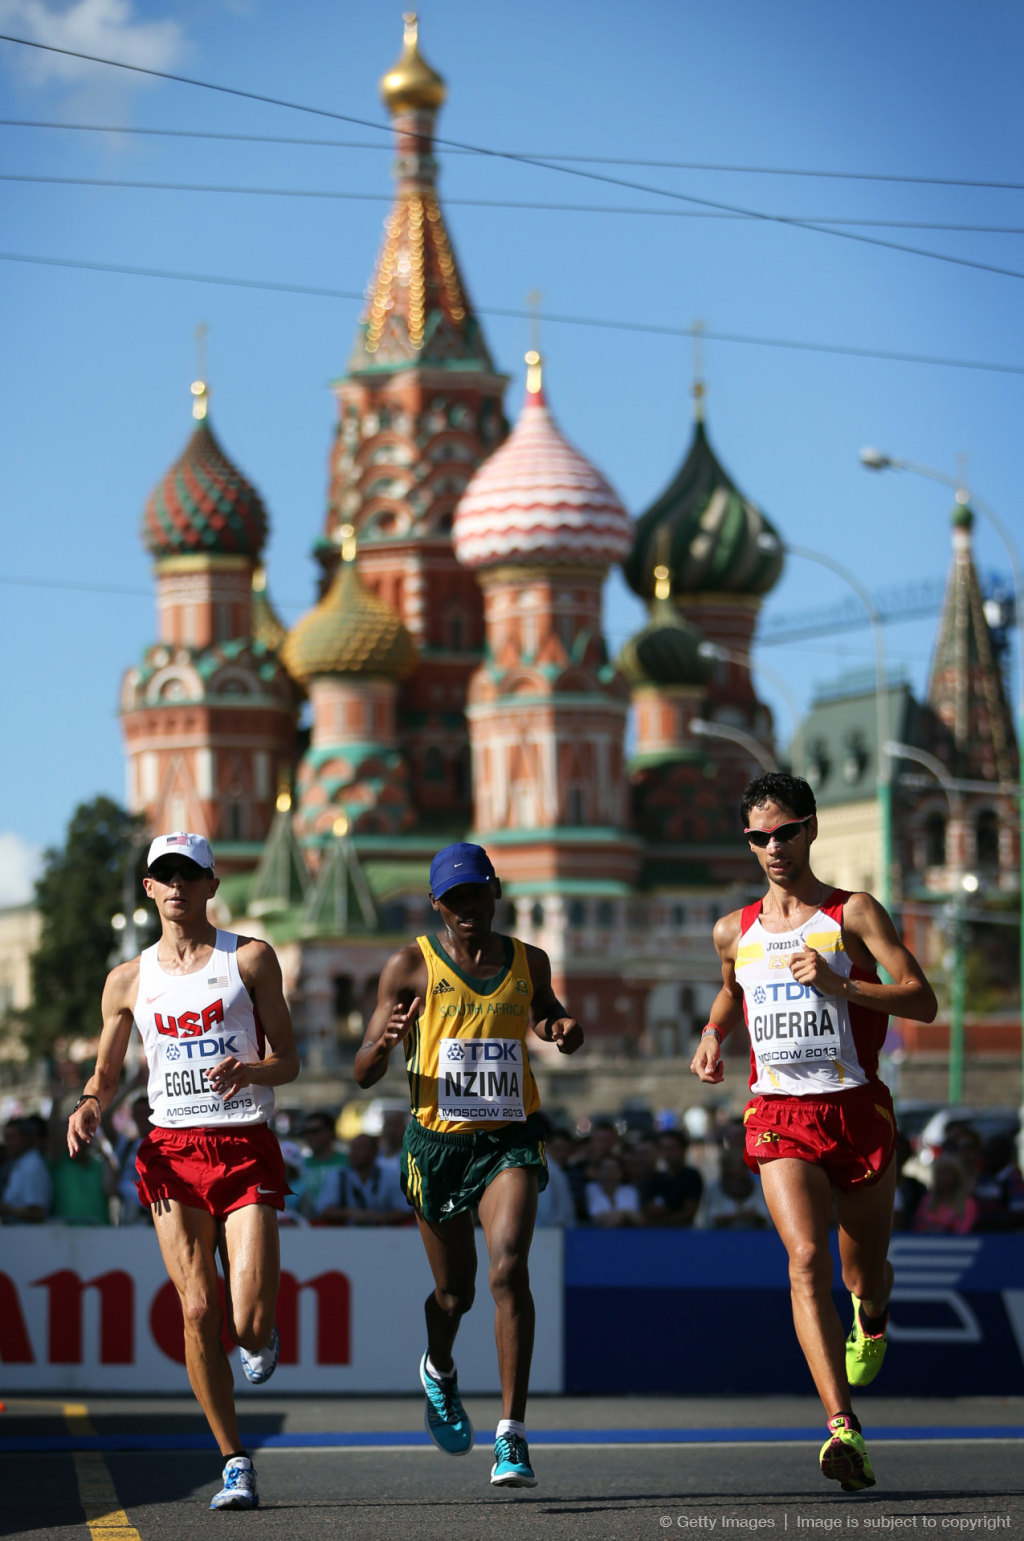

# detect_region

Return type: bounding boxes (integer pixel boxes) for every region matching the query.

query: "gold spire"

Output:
[692,318,705,422]
[654,527,673,600]
[380,13,446,114]
[190,379,208,422]
[192,322,209,421]
[336,522,358,563]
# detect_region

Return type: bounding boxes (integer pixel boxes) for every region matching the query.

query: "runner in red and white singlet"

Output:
[691,774,936,1495]
[67,832,300,1512]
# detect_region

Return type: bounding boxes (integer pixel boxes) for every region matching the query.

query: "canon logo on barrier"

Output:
[0,1269,351,1365]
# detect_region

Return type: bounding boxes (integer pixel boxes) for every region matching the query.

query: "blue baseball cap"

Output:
[429,842,496,900]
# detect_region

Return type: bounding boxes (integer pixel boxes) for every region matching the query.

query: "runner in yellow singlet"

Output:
[354,841,583,1490]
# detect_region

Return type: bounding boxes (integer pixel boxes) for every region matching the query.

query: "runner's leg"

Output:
[477,1166,539,1423]
[835,1158,897,1319]
[416,1209,477,1372]
[151,1197,241,1455]
[220,1202,280,1352]
[758,1157,851,1417]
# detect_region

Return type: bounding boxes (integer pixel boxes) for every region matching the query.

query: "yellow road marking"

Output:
[64,1405,142,1541]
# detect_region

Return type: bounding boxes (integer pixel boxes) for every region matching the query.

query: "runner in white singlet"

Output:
[66,831,300,1513]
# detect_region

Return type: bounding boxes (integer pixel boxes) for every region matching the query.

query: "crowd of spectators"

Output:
[893,1117,1024,1235]
[2,1094,1021,1233]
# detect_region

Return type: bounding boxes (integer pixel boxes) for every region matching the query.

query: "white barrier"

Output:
[0,1225,564,1394]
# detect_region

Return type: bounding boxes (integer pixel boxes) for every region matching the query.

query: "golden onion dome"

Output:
[281,536,417,686]
[380,13,446,114]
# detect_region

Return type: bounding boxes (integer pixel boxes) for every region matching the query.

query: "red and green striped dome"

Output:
[142,417,268,561]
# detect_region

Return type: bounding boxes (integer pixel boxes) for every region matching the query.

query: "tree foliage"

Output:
[24,797,148,1057]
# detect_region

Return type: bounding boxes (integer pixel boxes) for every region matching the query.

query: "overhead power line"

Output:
[3,247,1023,376]
[4,117,1024,192]
[5,170,1024,234]
[1,33,1024,285]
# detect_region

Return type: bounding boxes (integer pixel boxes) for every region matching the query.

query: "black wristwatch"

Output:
[73,1093,101,1114]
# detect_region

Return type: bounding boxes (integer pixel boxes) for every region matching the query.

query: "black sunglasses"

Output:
[149,861,208,882]
[744,814,813,849]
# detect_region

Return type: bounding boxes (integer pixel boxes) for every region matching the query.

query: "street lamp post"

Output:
[886,738,975,1102]
[690,718,778,772]
[863,449,1024,1102]
[758,533,893,914]
[697,641,803,774]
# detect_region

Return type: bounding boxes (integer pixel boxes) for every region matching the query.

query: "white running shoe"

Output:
[209,1456,259,1510]
[239,1325,279,1385]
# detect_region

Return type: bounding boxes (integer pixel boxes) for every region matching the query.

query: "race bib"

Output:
[437,1037,526,1123]
[748,979,845,1069]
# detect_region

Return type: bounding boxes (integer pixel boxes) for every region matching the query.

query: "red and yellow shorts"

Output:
[742,1080,897,1194]
[135,1123,291,1217]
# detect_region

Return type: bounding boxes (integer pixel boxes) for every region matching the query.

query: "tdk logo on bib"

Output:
[761,982,821,1002]
[458,1040,520,1062]
[164,1034,241,1062]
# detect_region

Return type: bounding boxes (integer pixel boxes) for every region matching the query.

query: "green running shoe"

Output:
[490,1432,537,1488]
[846,1294,888,1387]
[819,1415,876,1492]
[419,1353,474,1455]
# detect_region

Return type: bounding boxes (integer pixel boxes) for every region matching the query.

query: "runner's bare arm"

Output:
[788,891,937,1022]
[690,910,745,1084]
[67,959,139,1155]
[526,943,583,1055]
[208,939,300,1100]
[354,945,428,1088]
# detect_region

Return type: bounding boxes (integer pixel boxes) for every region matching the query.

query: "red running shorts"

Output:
[135,1123,291,1216]
[742,1079,897,1194]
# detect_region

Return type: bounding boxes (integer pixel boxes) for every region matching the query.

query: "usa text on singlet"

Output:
[405,934,542,1132]
[734,890,887,1097]
[134,930,275,1128]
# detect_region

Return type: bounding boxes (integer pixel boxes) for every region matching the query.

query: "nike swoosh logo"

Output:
[145,993,165,1005]
[256,1186,277,1196]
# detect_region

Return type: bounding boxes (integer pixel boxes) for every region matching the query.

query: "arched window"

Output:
[423,746,445,783]
[454,747,471,802]
[565,787,586,826]
[530,902,544,928]
[446,610,466,650]
[976,809,1000,866]
[568,900,587,927]
[925,811,946,867]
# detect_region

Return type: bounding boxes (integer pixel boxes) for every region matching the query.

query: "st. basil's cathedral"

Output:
[119,17,1020,1070]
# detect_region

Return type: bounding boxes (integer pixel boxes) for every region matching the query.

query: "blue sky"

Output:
[1,0,1022,902]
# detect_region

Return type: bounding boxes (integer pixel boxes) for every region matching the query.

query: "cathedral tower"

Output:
[120,383,297,867]
[320,14,508,827]
[453,353,636,1005]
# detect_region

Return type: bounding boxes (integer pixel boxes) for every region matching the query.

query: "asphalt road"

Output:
[3,1393,1022,1541]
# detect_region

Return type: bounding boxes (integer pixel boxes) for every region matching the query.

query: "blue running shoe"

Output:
[419,1352,474,1455]
[490,1432,537,1488]
[239,1325,279,1385]
[209,1456,259,1510]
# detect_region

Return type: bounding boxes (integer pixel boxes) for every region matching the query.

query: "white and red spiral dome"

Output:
[452,362,631,572]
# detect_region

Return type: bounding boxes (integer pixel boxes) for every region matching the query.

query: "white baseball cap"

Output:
[146,832,216,873]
